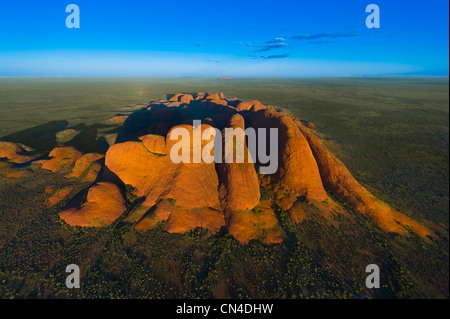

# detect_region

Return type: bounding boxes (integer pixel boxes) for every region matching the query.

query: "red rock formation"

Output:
[248,109,348,224]
[0,141,35,164]
[138,134,166,155]
[250,110,329,204]
[236,100,266,112]
[59,182,126,227]
[53,91,435,242]
[105,123,222,222]
[180,94,194,104]
[66,153,104,182]
[82,164,102,183]
[41,147,82,173]
[168,94,193,103]
[216,113,261,214]
[205,93,221,100]
[169,94,183,102]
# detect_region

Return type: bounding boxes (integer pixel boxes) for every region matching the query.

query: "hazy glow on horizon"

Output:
[0,0,448,76]
[0,50,421,77]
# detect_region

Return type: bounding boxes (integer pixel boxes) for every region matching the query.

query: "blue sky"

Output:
[0,0,448,76]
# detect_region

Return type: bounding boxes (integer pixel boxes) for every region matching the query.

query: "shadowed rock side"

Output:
[0,92,436,243]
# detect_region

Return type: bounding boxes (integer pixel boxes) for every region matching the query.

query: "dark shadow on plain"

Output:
[67,123,112,154]
[0,120,68,152]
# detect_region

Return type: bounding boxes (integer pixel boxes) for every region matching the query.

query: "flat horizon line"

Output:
[0,75,448,78]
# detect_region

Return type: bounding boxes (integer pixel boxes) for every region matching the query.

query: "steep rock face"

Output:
[216,113,261,214]
[59,182,126,227]
[0,141,35,164]
[298,125,436,238]
[105,123,222,222]
[249,110,329,203]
